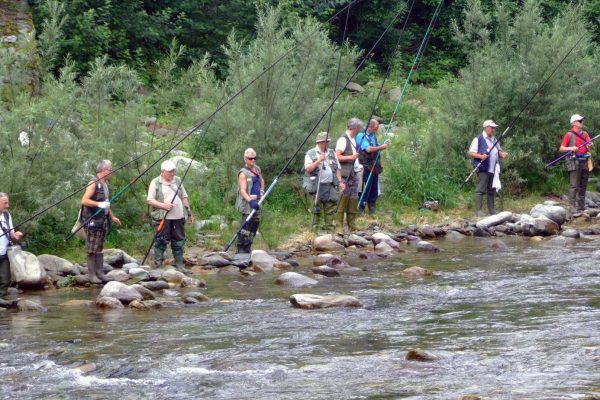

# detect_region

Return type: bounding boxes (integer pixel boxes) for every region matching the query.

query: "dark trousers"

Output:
[154,218,186,258]
[569,160,589,211]
[360,170,379,208]
[238,212,260,253]
[476,172,495,215]
[0,257,10,298]
[311,183,339,231]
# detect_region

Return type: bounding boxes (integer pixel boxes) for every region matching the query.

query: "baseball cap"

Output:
[570,114,584,124]
[161,160,176,171]
[483,120,499,128]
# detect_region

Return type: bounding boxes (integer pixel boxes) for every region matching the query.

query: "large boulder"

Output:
[131,284,156,300]
[14,251,48,287]
[475,211,513,229]
[37,254,79,276]
[161,269,186,284]
[127,268,150,281]
[102,249,137,267]
[375,241,395,253]
[98,281,142,304]
[416,241,440,253]
[140,280,170,291]
[314,235,345,252]
[275,272,318,288]
[95,296,125,309]
[289,294,363,309]
[16,299,48,312]
[517,214,560,236]
[530,204,567,227]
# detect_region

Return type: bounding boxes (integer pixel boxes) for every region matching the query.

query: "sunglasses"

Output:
[246,157,257,160]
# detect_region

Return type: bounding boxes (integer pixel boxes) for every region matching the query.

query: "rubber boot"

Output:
[336,196,349,233]
[95,253,112,283]
[153,245,165,269]
[87,254,102,284]
[173,254,190,275]
[487,193,496,215]
[347,198,359,232]
[367,202,377,215]
[475,193,484,217]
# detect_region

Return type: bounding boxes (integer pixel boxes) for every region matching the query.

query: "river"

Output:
[1,235,599,399]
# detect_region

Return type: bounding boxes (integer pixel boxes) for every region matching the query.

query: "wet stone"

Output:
[289,294,363,309]
[16,299,48,313]
[400,266,433,278]
[416,241,440,253]
[106,270,130,282]
[562,229,580,238]
[131,284,155,300]
[275,272,318,288]
[405,348,436,362]
[95,296,124,309]
[228,281,246,289]
[140,280,170,291]
[99,281,143,304]
[60,300,94,308]
[162,289,180,297]
[184,292,209,302]
[311,265,340,277]
[129,299,150,310]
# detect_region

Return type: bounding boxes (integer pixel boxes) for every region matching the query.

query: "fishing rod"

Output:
[464,33,586,183]
[329,0,419,219]
[67,1,365,241]
[358,0,442,209]
[139,93,226,267]
[545,132,600,168]
[310,1,352,229]
[224,7,406,251]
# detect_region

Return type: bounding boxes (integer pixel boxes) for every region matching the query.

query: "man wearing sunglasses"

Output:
[236,148,264,253]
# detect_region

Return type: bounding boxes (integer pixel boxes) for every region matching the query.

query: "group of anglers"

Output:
[0,113,594,296]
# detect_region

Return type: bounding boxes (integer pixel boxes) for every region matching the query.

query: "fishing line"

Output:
[224,7,407,251]
[358,0,442,209]
[464,33,587,183]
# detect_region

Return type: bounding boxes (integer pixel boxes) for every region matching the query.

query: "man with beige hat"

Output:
[303,132,345,231]
[468,120,509,216]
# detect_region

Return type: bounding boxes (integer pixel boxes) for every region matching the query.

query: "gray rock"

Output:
[106,270,130,282]
[561,229,580,238]
[183,291,209,302]
[38,254,78,276]
[183,297,200,304]
[142,300,163,309]
[218,265,241,274]
[313,254,349,268]
[99,281,142,304]
[418,225,436,239]
[121,262,140,272]
[144,116,157,126]
[95,296,125,309]
[416,241,440,253]
[131,284,156,300]
[314,234,345,252]
[289,294,363,309]
[388,87,402,102]
[530,204,567,226]
[345,81,365,93]
[140,280,170,291]
[127,268,149,281]
[444,230,466,242]
[161,269,186,284]
[162,289,180,297]
[129,299,150,310]
[74,275,91,286]
[16,251,48,287]
[103,249,137,267]
[60,300,94,307]
[251,250,288,272]
[275,272,318,288]
[375,241,394,253]
[372,232,400,249]
[181,277,204,288]
[311,265,341,277]
[16,299,48,312]
[346,234,371,247]
[475,211,513,229]
[228,281,246,289]
[489,240,508,250]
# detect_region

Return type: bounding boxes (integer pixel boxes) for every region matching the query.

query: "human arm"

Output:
[559,133,577,152]
[7,215,23,241]
[335,137,359,162]
[468,137,488,160]
[146,180,173,211]
[182,196,194,224]
[304,152,326,174]
[336,169,346,192]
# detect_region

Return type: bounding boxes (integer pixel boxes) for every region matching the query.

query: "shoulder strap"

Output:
[0,212,13,245]
[569,132,575,147]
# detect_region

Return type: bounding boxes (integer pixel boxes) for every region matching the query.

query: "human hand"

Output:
[163,202,174,211]
[188,214,195,224]
[384,139,391,145]
[318,153,326,163]
[111,216,122,226]
[339,182,346,192]
[97,201,111,209]
[249,200,260,210]
[13,231,23,241]
[480,154,489,160]
[500,151,508,158]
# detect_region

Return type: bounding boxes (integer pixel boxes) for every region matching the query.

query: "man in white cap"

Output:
[147,160,194,273]
[559,114,593,214]
[303,131,345,231]
[80,160,122,283]
[468,120,508,216]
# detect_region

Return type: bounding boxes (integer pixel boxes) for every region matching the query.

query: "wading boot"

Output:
[335,196,349,233]
[94,253,112,283]
[475,193,484,217]
[87,254,102,284]
[347,198,359,232]
[367,203,377,215]
[173,254,190,275]
[487,193,496,215]
[153,246,165,269]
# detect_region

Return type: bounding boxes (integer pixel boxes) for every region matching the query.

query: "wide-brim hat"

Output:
[316,131,331,143]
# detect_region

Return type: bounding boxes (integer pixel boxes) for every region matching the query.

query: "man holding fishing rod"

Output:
[80,160,122,284]
[147,160,194,272]
[236,148,265,254]
[468,120,509,217]
[559,114,593,215]
[304,132,345,232]
[356,119,390,215]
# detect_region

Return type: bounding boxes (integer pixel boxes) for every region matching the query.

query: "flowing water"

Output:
[1,236,599,399]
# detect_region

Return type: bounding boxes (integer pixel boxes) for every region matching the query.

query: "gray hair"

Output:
[0,192,7,199]
[347,118,363,130]
[96,160,112,173]
[244,148,256,157]
[368,119,379,128]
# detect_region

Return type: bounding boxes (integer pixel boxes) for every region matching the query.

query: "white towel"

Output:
[492,163,502,192]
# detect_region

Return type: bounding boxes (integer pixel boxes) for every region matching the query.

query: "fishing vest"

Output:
[0,211,13,248]
[81,180,109,229]
[149,176,188,220]
[338,134,354,178]
[472,134,499,173]
[565,131,591,172]
[302,148,340,194]
[236,166,262,214]
[358,133,383,174]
